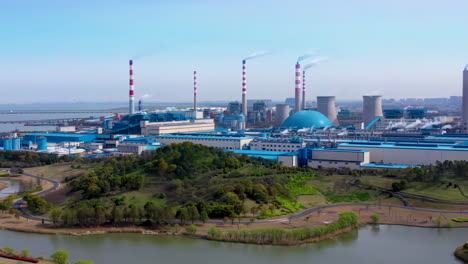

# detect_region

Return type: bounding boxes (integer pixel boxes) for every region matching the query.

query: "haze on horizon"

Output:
[1,0,467,104]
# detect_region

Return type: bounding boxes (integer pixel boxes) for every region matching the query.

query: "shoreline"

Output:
[2,219,468,246]
[454,245,468,263]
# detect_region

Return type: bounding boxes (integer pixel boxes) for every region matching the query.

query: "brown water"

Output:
[0,225,466,264]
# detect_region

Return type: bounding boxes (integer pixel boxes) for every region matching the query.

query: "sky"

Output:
[0,0,467,104]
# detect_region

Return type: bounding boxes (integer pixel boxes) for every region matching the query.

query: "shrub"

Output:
[21,249,31,258]
[185,224,198,234]
[370,214,380,224]
[51,250,70,264]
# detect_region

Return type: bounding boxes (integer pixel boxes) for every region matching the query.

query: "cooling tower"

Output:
[275,104,290,127]
[462,66,468,132]
[317,96,338,126]
[363,95,383,126]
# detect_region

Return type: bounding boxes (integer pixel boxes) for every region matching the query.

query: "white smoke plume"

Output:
[303,57,329,70]
[297,51,317,62]
[141,94,152,99]
[244,50,271,61]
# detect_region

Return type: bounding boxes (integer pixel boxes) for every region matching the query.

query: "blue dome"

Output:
[282,110,332,128]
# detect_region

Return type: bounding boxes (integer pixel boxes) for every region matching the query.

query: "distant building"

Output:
[152,134,254,150]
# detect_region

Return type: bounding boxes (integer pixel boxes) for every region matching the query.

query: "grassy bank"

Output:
[206,212,359,245]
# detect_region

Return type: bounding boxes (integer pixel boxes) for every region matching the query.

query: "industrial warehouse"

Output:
[1,61,468,170]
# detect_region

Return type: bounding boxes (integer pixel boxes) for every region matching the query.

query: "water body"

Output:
[0,112,109,132]
[0,226,465,264]
[0,180,20,199]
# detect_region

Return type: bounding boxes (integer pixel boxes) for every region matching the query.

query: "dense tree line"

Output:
[0,151,75,168]
[23,193,51,214]
[66,142,314,219]
[69,156,144,198]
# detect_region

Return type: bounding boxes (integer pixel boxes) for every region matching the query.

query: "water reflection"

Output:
[0,180,20,198]
[0,225,467,264]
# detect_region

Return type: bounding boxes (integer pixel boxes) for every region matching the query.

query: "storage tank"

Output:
[317,96,338,126]
[37,137,48,151]
[275,104,290,127]
[363,95,383,126]
[3,138,12,151]
[12,138,21,150]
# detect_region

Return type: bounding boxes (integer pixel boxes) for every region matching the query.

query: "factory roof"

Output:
[224,149,298,160]
[24,133,98,143]
[282,110,332,129]
[310,148,368,153]
[154,134,255,140]
[225,149,298,156]
[339,142,468,151]
[360,163,418,169]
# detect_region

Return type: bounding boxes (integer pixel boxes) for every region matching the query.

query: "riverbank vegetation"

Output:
[207,212,359,245]
[0,247,93,264]
[39,143,320,226]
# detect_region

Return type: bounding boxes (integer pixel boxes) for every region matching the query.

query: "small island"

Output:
[455,244,468,263]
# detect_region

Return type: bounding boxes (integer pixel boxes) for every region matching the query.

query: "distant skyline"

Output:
[1,0,467,103]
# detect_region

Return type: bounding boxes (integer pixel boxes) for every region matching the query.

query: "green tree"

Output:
[176,208,189,225]
[187,205,200,223]
[51,250,70,264]
[50,208,62,224]
[74,261,94,264]
[199,209,209,223]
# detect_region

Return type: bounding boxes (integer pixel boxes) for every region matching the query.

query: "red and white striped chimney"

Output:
[193,70,197,119]
[242,60,247,117]
[302,70,306,110]
[129,60,135,115]
[294,62,302,112]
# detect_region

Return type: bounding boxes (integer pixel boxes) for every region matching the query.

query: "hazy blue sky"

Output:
[1,0,467,103]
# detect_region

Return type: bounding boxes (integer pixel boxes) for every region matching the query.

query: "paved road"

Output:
[10,173,468,225]
[13,173,60,221]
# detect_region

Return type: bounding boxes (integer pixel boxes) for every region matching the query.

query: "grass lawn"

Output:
[403,182,468,201]
[24,163,94,182]
[359,176,399,189]
[297,193,328,207]
[119,191,167,208]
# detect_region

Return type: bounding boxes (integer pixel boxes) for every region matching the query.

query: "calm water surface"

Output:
[0,226,466,264]
[0,180,20,199]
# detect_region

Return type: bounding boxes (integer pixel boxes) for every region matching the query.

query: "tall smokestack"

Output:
[193,70,197,119]
[294,62,302,112]
[129,60,135,115]
[138,100,142,112]
[302,70,306,110]
[462,65,468,132]
[242,60,247,118]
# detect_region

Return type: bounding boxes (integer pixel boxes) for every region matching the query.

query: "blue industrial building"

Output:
[24,133,98,144]
[282,110,332,129]
[111,112,188,134]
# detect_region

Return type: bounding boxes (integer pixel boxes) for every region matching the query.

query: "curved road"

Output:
[13,173,60,221]
[10,173,468,225]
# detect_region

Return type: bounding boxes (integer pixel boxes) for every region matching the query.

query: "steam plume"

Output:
[297,51,317,62]
[303,57,329,70]
[244,50,271,61]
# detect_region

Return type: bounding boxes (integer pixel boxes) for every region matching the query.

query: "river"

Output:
[0,226,466,264]
[0,180,20,199]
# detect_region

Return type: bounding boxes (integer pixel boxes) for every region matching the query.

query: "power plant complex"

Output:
[4,58,468,170]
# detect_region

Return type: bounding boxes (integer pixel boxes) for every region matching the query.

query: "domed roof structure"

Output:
[281,110,332,128]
